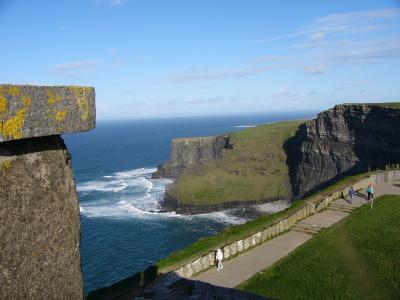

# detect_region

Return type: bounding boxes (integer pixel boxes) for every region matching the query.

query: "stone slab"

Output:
[0,84,95,142]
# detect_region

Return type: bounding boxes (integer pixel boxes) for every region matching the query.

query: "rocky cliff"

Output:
[152,135,231,179]
[155,121,303,213]
[287,103,400,198]
[0,84,95,299]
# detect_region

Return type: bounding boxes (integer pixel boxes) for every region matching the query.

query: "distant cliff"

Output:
[155,122,303,213]
[286,103,400,198]
[0,84,95,299]
[152,135,231,179]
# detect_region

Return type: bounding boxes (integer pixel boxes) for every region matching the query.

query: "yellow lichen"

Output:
[0,107,26,139]
[69,86,91,121]
[22,95,31,107]
[1,160,11,171]
[47,90,61,105]
[55,107,68,122]
[8,86,20,97]
[0,94,7,115]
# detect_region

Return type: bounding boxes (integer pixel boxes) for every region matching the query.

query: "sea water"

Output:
[63,112,315,294]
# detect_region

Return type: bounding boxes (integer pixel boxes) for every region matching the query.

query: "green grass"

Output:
[239,194,400,300]
[168,120,304,206]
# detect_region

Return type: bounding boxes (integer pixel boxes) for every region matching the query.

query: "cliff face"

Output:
[152,135,231,179]
[287,104,400,198]
[0,84,95,299]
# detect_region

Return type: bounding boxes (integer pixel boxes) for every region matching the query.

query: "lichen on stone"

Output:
[69,86,91,121]
[55,107,68,123]
[8,86,20,97]
[0,92,31,140]
[22,95,31,107]
[47,90,61,105]
[0,94,7,115]
[1,160,11,171]
[0,107,27,139]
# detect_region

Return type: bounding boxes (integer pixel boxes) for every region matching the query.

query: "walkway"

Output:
[193,181,400,288]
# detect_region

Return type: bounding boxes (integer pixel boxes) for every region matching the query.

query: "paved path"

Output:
[194,181,400,288]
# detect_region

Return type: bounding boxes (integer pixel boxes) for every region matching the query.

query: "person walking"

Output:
[215,248,223,271]
[348,186,355,204]
[367,184,374,210]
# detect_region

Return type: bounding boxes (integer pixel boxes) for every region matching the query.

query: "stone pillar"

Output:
[0,84,95,299]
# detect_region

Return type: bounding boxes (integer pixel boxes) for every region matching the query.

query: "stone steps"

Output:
[291,223,322,235]
[327,203,356,213]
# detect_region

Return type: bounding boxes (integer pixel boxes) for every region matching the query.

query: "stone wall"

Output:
[0,84,95,299]
[172,168,400,279]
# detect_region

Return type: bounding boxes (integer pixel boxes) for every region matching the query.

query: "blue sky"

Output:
[1,0,400,120]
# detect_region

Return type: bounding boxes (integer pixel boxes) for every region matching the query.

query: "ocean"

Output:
[63,112,315,294]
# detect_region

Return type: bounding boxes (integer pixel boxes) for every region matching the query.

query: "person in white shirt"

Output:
[216,248,223,271]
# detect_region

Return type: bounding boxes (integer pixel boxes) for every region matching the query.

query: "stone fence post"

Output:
[0,84,95,299]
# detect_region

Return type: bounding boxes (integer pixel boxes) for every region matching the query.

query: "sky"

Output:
[1,0,400,120]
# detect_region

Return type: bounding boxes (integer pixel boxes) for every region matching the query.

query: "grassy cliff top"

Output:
[167,120,304,206]
[240,194,400,299]
[340,102,400,109]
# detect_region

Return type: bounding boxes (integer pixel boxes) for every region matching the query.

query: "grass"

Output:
[239,194,400,300]
[168,120,304,206]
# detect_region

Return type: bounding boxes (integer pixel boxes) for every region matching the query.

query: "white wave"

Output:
[255,200,289,213]
[195,210,247,225]
[77,167,160,194]
[113,167,157,178]
[79,166,175,219]
[234,124,258,128]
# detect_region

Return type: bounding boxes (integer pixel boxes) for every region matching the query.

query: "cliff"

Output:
[287,103,400,198]
[0,84,95,299]
[158,121,303,213]
[152,135,231,179]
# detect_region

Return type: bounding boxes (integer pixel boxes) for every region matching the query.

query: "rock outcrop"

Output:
[0,84,95,299]
[287,103,400,198]
[152,135,231,179]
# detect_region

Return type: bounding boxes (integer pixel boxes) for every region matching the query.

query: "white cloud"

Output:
[111,0,128,6]
[304,65,326,75]
[313,8,400,27]
[164,66,269,83]
[309,32,325,42]
[184,96,224,105]
[54,60,99,78]
[272,88,297,98]
[256,8,400,43]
